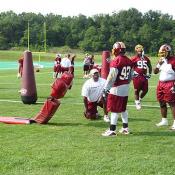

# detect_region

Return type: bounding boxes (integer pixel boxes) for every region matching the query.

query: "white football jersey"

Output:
[159,59,175,81]
[61,57,71,68]
[81,77,106,102]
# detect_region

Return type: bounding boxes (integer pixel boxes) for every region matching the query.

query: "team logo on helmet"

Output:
[112,42,126,55]
[20,88,27,95]
[158,44,171,57]
[113,42,126,49]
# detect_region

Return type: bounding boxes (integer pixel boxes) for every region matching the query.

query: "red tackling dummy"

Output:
[50,72,74,99]
[50,78,68,99]
[61,71,74,88]
[20,51,37,104]
[101,51,111,79]
[33,98,60,124]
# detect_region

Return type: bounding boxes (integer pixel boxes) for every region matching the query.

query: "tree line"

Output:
[0,8,175,55]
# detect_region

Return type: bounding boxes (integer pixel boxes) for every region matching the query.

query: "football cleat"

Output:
[170,125,175,131]
[103,115,110,123]
[119,127,130,135]
[156,119,168,127]
[102,129,116,137]
[135,100,141,110]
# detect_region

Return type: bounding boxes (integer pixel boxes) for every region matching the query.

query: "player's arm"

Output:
[83,96,88,112]
[104,67,118,91]
[145,59,152,79]
[147,60,152,75]
[81,82,89,112]
[17,60,22,78]
[154,58,164,74]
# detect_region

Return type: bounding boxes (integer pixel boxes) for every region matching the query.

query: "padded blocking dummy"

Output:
[50,78,68,99]
[50,72,74,99]
[33,98,60,124]
[21,51,37,104]
[61,71,74,88]
[101,51,111,79]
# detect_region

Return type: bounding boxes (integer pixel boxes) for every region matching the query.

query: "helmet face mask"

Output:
[158,44,171,58]
[112,42,126,56]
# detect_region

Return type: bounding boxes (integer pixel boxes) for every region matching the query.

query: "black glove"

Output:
[102,89,109,100]
[145,74,151,79]
[132,71,139,78]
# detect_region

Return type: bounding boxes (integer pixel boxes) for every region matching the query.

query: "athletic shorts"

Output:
[54,65,61,72]
[133,75,148,93]
[85,100,103,119]
[107,94,128,113]
[157,80,175,103]
[84,65,90,71]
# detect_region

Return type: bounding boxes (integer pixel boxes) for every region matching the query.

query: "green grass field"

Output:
[0,51,175,175]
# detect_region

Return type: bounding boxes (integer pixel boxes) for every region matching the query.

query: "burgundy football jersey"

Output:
[131,55,151,75]
[110,55,133,86]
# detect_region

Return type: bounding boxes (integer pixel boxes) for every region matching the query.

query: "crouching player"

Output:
[81,69,110,122]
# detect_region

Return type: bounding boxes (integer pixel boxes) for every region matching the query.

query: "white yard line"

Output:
[0,82,51,86]
[0,99,160,108]
[0,99,44,104]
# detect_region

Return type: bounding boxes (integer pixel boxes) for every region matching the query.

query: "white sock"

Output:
[173,120,175,126]
[121,111,128,124]
[162,118,168,122]
[135,100,140,104]
[110,112,119,125]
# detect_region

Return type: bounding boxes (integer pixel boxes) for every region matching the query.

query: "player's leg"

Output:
[133,77,141,110]
[140,78,148,99]
[168,103,175,130]
[84,101,98,120]
[156,101,168,126]
[119,110,130,134]
[102,94,128,136]
[98,97,110,122]
[102,112,118,136]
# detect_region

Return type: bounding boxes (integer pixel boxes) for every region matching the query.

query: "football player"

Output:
[131,44,152,110]
[83,53,91,78]
[102,42,133,136]
[81,69,110,122]
[154,44,175,130]
[61,53,73,74]
[17,56,24,78]
[53,53,62,78]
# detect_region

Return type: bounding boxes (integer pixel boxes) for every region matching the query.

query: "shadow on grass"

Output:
[47,122,83,127]
[129,117,151,122]
[85,121,108,128]
[47,118,107,128]
[133,131,175,136]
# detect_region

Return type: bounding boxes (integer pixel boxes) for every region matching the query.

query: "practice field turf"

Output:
[0,52,175,175]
